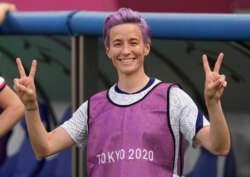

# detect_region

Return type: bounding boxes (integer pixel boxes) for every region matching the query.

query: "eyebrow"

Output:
[111,37,140,43]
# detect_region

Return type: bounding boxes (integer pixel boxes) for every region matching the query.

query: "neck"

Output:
[117,72,150,93]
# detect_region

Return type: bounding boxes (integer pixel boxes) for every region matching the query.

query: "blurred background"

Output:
[0,0,250,177]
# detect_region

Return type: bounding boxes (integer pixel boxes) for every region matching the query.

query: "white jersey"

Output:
[61,78,210,148]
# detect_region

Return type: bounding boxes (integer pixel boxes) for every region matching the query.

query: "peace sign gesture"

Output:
[14,58,38,110]
[203,53,227,105]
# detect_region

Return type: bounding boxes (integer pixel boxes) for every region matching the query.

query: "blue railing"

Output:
[1,11,250,41]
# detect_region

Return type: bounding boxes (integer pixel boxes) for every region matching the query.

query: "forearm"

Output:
[24,102,50,158]
[206,100,231,155]
[0,104,24,137]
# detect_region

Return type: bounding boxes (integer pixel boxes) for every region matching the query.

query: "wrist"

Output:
[206,99,221,108]
[26,106,38,112]
[25,101,38,112]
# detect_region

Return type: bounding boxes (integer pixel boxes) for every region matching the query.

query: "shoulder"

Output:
[91,90,107,98]
[89,90,108,104]
[0,76,6,92]
[169,86,198,111]
[169,86,191,100]
[0,76,5,84]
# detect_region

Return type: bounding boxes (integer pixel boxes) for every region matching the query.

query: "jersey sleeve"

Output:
[61,101,88,148]
[169,87,210,145]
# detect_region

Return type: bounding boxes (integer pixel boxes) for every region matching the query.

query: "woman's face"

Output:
[106,23,150,77]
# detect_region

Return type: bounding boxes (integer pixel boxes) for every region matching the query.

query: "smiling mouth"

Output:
[119,58,135,64]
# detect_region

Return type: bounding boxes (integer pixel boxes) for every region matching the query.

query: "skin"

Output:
[0,1,23,144]
[106,23,151,93]
[0,85,24,137]
[13,23,230,158]
[14,58,74,158]
[195,53,230,155]
[0,3,16,25]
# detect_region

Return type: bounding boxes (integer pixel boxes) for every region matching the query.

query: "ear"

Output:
[105,47,112,59]
[144,42,151,56]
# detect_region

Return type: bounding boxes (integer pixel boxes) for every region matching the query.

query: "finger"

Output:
[211,75,227,89]
[13,79,19,92]
[202,54,211,73]
[16,58,26,78]
[29,60,37,79]
[219,74,227,87]
[209,79,224,90]
[13,78,25,93]
[9,4,17,12]
[214,53,224,73]
[223,81,227,87]
[14,78,33,94]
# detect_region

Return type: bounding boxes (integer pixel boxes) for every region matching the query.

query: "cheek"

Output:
[111,59,118,69]
[109,49,121,60]
[107,54,116,65]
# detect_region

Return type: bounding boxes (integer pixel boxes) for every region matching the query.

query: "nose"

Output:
[121,43,131,55]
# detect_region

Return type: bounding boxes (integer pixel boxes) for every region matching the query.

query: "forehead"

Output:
[109,23,143,40]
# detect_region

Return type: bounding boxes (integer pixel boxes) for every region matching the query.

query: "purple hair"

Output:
[103,8,151,48]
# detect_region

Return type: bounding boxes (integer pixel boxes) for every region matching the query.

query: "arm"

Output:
[0,3,16,24]
[0,84,24,137]
[194,53,231,156]
[14,58,75,158]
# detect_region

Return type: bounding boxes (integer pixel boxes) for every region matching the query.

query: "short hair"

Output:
[103,7,151,48]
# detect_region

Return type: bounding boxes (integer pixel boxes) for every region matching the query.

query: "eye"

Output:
[130,40,139,46]
[113,42,121,47]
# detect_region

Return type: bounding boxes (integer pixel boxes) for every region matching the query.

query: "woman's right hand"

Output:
[14,58,38,110]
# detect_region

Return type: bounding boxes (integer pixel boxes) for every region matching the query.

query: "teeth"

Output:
[120,58,133,63]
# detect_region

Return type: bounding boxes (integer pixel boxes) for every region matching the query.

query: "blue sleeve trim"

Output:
[195,111,204,134]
